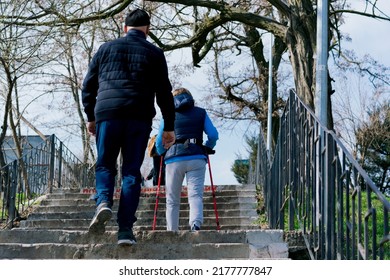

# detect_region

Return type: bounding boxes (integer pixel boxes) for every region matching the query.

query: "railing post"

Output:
[48,134,55,193]
[7,161,17,229]
[81,164,87,189]
[275,139,282,229]
[57,140,63,189]
[256,129,261,186]
[324,132,336,259]
[288,90,295,230]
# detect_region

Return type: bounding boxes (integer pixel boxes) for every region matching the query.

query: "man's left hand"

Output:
[87,121,96,136]
[162,131,175,149]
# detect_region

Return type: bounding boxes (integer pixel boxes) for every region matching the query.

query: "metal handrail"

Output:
[0,134,94,228]
[257,89,389,260]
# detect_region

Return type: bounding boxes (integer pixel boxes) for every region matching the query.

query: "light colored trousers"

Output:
[165,159,206,231]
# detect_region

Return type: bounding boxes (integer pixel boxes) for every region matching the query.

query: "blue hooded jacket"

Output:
[156,92,218,164]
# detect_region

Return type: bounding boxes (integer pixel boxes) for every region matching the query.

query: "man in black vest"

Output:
[156,88,218,231]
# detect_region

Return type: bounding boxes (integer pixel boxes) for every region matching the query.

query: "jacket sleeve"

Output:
[156,119,167,155]
[81,53,100,122]
[154,50,175,131]
[204,113,219,149]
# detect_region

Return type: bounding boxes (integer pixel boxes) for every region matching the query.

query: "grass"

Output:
[253,185,269,228]
[349,192,390,260]
[0,191,43,229]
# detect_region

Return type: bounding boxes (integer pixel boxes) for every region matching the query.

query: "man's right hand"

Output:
[162,131,175,149]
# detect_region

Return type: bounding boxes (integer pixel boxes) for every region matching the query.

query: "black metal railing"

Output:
[257,89,390,260]
[0,134,94,228]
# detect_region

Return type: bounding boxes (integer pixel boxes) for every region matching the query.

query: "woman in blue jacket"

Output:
[156,88,218,231]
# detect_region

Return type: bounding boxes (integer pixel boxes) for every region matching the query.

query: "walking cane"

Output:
[207,152,221,230]
[152,156,164,230]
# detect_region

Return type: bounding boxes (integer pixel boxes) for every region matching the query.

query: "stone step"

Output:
[0,229,288,259]
[32,202,257,213]
[39,196,257,206]
[26,208,258,220]
[0,229,275,244]
[75,184,257,194]
[133,224,259,231]
[46,189,257,200]
[0,242,253,259]
[20,216,258,229]
[19,223,259,232]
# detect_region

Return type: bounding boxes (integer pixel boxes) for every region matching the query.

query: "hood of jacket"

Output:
[174,92,194,111]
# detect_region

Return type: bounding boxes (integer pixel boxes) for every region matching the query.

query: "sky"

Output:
[342,1,390,64]
[161,0,390,186]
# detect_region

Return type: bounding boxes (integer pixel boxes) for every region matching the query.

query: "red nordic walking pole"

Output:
[152,156,164,230]
[207,153,220,230]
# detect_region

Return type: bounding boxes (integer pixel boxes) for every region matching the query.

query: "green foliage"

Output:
[231,135,258,184]
[231,159,249,184]
[350,192,390,260]
[356,102,390,195]
[254,185,268,228]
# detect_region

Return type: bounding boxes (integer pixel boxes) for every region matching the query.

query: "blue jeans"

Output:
[95,119,152,231]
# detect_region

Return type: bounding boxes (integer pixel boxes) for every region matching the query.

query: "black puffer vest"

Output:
[164,92,206,161]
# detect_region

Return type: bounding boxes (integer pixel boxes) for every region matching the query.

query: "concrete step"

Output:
[132,224,259,231]
[0,229,268,244]
[26,208,258,220]
[0,242,253,259]
[76,184,257,194]
[39,196,257,207]
[19,216,259,229]
[0,229,288,259]
[32,202,258,213]
[46,189,257,200]
[51,185,257,197]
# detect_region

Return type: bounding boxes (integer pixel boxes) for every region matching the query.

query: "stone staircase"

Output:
[0,184,289,259]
